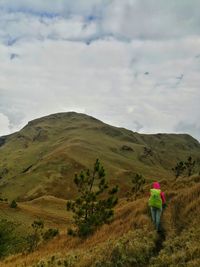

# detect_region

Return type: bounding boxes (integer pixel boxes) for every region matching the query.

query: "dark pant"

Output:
[150,207,162,230]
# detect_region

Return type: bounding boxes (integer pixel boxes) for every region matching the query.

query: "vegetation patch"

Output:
[149,227,200,267]
[91,229,157,267]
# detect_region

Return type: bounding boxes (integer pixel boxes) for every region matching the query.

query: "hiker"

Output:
[148,182,166,231]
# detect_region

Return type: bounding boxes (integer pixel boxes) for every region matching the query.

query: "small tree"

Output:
[172,161,186,179]
[131,174,146,200]
[185,156,196,177]
[67,159,118,237]
[27,219,44,252]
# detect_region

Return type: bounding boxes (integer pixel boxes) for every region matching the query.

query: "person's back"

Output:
[149,182,166,231]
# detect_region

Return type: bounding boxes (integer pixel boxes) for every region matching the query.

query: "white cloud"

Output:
[1,0,200,45]
[0,113,10,136]
[102,0,200,39]
[0,0,109,17]
[0,0,200,141]
[0,11,99,44]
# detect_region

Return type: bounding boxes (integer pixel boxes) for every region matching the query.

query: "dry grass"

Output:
[1,176,200,267]
[1,196,153,267]
[0,196,71,231]
[149,178,200,267]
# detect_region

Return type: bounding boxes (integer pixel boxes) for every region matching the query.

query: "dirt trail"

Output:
[146,225,166,266]
[155,227,166,253]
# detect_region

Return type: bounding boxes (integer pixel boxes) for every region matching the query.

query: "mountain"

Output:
[0,112,200,201]
[1,112,200,266]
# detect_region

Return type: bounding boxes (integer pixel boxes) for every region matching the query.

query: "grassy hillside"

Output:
[1,175,200,267]
[0,196,70,231]
[0,112,200,201]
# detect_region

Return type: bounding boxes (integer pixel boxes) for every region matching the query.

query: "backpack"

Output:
[148,189,162,209]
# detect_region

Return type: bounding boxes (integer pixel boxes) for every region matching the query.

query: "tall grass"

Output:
[1,197,157,267]
[1,176,200,267]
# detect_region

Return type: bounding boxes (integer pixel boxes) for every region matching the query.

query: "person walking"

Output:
[148,182,166,231]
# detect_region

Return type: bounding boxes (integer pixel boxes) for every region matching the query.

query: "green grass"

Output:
[0,196,71,232]
[0,112,199,201]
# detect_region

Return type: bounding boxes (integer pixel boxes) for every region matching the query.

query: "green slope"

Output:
[0,112,199,201]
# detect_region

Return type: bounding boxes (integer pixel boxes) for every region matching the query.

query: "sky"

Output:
[0,0,200,140]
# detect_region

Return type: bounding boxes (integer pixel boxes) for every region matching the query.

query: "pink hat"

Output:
[152,182,160,189]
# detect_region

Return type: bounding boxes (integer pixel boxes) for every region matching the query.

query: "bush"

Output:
[26,219,44,252]
[93,229,157,267]
[10,200,18,208]
[67,228,76,237]
[185,156,196,177]
[0,219,25,258]
[149,227,200,266]
[43,228,59,241]
[172,156,196,179]
[131,173,145,200]
[172,161,186,179]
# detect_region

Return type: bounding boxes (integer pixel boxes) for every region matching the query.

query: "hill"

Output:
[0,112,200,201]
[1,175,200,267]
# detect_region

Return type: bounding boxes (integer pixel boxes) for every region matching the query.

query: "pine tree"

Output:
[67,159,118,237]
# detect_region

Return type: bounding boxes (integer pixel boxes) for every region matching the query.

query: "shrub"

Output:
[131,173,146,200]
[26,219,44,252]
[149,227,200,267]
[172,161,186,179]
[10,199,18,208]
[43,228,59,241]
[93,229,157,267]
[0,219,25,258]
[185,156,196,177]
[172,156,196,179]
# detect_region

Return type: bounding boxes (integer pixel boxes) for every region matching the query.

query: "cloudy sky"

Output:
[0,0,200,140]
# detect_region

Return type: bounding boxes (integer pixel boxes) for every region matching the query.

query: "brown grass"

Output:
[1,197,153,267]
[1,177,200,267]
